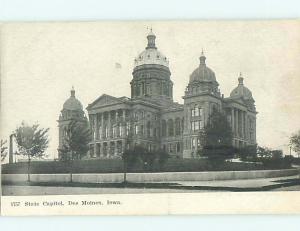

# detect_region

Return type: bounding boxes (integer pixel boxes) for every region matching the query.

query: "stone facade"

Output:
[59,30,257,159]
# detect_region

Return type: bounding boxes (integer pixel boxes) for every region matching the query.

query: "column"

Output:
[100,142,103,158]
[243,111,246,139]
[235,109,238,138]
[107,142,111,157]
[101,113,104,139]
[122,109,126,138]
[114,141,118,156]
[241,111,244,139]
[245,113,248,141]
[108,111,111,138]
[95,113,99,140]
[231,108,235,134]
[93,143,97,158]
[122,139,126,153]
[254,118,257,143]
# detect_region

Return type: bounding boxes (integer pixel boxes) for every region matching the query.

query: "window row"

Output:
[191,107,203,117]
[191,120,204,132]
[163,142,181,153]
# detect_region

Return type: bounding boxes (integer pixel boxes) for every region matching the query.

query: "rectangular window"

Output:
[169,144,173,153]
[197,138,201,148]
[118,126,122,137]
[135,124,138,135]
[191,120,204,131]
[199,108,203,116]
[191,108,195,117]
[195,121,199,130]
[126,122,130,136]
[191,138,196,149]
[200,120,204,129]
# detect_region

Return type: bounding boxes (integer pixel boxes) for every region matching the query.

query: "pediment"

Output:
[87,94,128,110]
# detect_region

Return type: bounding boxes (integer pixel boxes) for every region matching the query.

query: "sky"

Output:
[1,20,300,160]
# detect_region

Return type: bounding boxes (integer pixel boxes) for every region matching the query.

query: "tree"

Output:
[122,149,137,183]
[60,119,91,182]
[271,149,283,159]
[121,145,142,183]
[156,149,169,171]
[14,122,49,181]
[257,146,272,158]
[1,139,8,163]
[199,109,234,166]
[290,130,300,158]
[238,145,257,161]
[138,147,156,172]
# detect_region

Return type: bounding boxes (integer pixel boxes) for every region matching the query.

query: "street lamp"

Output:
[9,133,16,164]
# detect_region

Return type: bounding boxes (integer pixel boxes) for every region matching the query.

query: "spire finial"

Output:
[238,72,244,85]
[71,86,75,97]
[199,48,206,65]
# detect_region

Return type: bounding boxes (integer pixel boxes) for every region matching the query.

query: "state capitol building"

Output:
[58,30,257,159]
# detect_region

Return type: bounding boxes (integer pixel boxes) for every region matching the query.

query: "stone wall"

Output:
[2,169,298,184]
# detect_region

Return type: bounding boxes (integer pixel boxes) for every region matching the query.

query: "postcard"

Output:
[1,20,300,215]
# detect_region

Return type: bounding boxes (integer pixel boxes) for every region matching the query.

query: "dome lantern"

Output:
[71,86,75,97]
[238,72,244,85]
[146,28,157,50]
[199,49,206,65]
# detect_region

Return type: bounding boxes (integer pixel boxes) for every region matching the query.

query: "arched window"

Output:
[146,121,151,137]
[162,120,167,137]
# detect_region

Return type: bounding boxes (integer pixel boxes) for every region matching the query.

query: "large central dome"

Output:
[189,52,217,83]
[134,30,169,68]
[131,30,173,104]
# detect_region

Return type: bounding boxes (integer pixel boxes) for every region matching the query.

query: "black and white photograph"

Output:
[1,20,300,215]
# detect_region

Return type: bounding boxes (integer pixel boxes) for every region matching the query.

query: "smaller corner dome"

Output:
[134,30,169,68]
[63,87,83,111]
[230,73,254,100]
[189,52,217,83]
